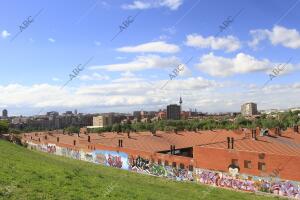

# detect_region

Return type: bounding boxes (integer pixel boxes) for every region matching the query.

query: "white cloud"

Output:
[116,56,127,60]
[1,30,11,39]
[79,73,110,81]
[89,54,181,72]
[196,53,295,77]
[185,34,241,52]
[4,80,300,115]
[122,0,183,10]
[117,41,180,53]
[94,41,101,46]
[52,77,61,82]
[163,27,176,35]
[249,25,300,49]
[100,1,110,9]
[48,38,56,43]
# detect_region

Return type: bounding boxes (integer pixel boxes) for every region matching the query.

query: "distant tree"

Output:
[112,124,121,133]
[64,126,80,134]
[0,120,9,135]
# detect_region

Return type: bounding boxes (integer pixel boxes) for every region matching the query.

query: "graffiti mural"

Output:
[194,168,300,198]
[130,156,193,181]
[107,154,123,168]
[92,150,129,170]
[25,140,300,199]
[47,144,56,154]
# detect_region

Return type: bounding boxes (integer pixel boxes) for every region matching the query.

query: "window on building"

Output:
[164,161,169,166]
[179,163,184,169]
[172,162,177,168]
[258,162,266,171]
[158,159,162,165]
[244,160,252,169]
[188,165,193,171]
[231,159,239,166]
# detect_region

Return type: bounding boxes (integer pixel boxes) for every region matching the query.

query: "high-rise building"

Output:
[93,114,114,127]
[241,103,258,116]
[2,109,8,118]
[167,104,181,120]
[133,111,141,119]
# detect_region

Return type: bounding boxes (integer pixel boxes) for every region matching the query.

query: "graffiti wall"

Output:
[25,141,300,199]
[130,156,193,181]
[194,168,300,199]
[92,150,129,170]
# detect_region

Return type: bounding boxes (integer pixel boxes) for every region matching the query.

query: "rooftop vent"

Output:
[274,127,281,136]
[294,125,299,133]
[118,139,123,147]
[170,145,176,154]
[227,137,230,149]
[260,129,269,136]
[88,135,91,143]
[251,129,257,140]
[151,129,156,136]
[57,137,59,142]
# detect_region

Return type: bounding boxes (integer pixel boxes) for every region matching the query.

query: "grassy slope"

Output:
[0,140,278,200]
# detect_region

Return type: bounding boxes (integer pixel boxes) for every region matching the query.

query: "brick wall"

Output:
[193,146,300,181]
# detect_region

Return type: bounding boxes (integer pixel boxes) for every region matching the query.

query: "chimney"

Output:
[30,136,32,140]
[88,135,91,142]
[231,137,234,149]
[73,140,76,146]
[294,125,299,133]
[151,129,156,136]
[227,137,230,149]
[38,138,41,142]
[118,139,123,147]
[173,145,176,154]
[45,135,47,140]
[77,132,80,137]
[275,127,281,136]
[57,137,59,143]
[252,129,257,140]
[170,145,174,154]
[127,132,130,138]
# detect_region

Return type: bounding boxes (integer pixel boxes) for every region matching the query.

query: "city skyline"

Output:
[1,0,300,116]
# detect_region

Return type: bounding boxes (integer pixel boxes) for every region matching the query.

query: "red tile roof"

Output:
[22,128,300,156]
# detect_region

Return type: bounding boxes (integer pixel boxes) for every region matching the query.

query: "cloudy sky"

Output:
[1,0,300,116]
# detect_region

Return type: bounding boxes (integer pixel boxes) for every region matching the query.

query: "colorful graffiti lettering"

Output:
[130,156,193,181]
[95,153,106,165]
[93,150,129,170]
[47,144,56,154]
[25,141,300,199]
[194,169,300,198]
[107,154,123,168]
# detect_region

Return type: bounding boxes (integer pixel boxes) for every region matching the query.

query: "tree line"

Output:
[2,111,299,135]
[89,111,300,134]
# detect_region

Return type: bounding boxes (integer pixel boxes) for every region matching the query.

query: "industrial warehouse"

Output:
[22,127,300,199]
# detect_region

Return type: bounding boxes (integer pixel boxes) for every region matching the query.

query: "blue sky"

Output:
[1,0,300,116]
